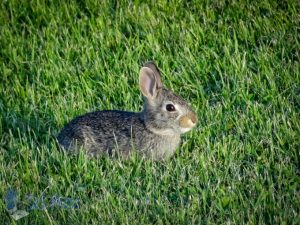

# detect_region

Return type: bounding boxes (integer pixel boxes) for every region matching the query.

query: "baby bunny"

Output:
[57,62,198,160]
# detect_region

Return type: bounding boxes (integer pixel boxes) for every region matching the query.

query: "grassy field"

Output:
[1,0,299,224]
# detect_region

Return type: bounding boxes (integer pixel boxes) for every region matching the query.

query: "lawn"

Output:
[0,0,299,224]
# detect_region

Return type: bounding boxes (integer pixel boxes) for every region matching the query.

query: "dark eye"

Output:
[166,104,176,112]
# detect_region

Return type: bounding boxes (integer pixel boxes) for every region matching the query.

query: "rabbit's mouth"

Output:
[180,127,193,133]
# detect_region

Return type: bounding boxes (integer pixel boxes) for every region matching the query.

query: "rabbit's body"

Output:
[58,62,197,160]
[58,110,181,160]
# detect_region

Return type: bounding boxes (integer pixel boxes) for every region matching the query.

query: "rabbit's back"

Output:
[58,110,141,156]
[58,110,180,159]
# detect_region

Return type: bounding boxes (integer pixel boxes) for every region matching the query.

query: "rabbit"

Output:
[57,61,198,160]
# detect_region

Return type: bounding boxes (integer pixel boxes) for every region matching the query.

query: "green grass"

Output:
[1,0,299,224]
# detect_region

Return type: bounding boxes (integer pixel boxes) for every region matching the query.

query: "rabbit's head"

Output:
[139,62,198,135]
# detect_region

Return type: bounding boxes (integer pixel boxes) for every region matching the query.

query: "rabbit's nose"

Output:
[179,113,197,128]
[188,112,198,124]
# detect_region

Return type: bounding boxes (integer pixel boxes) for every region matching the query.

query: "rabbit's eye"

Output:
[166,104,176,112]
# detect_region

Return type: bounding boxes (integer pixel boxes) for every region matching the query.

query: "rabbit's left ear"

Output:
[139,67,157,99]
[139,62,163,99]
[143,61,162,89]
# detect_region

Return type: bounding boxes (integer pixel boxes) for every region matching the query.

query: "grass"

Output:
[0,0,299,224]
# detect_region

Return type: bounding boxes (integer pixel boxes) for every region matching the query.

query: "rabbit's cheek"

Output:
[155,113,168,122]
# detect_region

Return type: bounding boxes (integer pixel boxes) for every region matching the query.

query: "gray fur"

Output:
[57,62,197,160]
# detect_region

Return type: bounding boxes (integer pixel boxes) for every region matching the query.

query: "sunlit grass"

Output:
[0,0,299,224]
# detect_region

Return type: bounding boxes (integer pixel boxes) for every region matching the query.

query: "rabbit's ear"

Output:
[143,61,163,88]
[139,67,159,99]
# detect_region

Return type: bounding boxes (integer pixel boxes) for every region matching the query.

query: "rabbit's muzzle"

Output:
[179,112,198,129]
